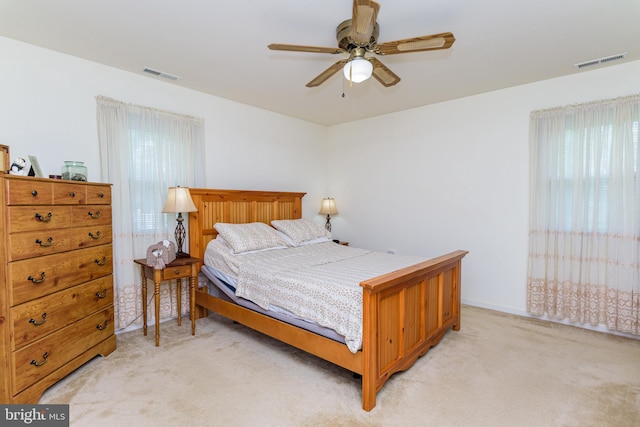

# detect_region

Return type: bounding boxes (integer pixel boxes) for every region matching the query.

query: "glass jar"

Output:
[61,161,87,181]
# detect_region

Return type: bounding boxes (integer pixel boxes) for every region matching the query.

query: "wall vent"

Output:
[574,53,627,69]
[142,67,181,81]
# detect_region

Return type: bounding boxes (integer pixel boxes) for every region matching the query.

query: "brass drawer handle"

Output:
[69,191,75,197]
[88,211,101,219]
[88,231,102,240]
[30,352,49,367]
[95,289,108,299]
[96,320,109,331]
[31,190,38,196]
[27,272,46,284]
[34,212,53,223]
[29,313,47,326]
[35,237,53,247]
[94,257,108,266]
[98,192,105,198]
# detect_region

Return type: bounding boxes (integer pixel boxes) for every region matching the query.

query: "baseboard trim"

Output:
[461,299,639,340]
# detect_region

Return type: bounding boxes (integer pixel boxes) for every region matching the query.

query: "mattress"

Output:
[200,265,348,344]
[203,237,427,352]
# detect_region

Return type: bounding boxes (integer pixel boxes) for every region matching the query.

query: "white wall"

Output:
[3,35,639,324]
[327,59,640,317]
[0,36,328,218]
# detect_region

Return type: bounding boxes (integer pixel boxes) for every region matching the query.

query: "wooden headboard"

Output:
[187,189,306,260]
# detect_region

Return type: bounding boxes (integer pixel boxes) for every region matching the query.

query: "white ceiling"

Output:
[1,0,639,126]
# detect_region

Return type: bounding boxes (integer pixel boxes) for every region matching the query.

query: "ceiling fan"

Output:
[268,0,455,88]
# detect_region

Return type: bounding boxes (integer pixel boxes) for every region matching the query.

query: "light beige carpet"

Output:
[40,306,640,427]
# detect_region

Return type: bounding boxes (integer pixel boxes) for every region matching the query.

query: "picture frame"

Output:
[0,145,9,174]
[28,155,44,177]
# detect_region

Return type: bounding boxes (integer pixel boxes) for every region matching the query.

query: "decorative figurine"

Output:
[9,157,27,175]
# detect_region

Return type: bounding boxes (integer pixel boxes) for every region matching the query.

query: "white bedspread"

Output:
[205,240,426,353]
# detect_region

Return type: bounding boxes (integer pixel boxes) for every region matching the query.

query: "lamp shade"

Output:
[343,57,373,83]
[319,198,338,215]
[162,186,197,213]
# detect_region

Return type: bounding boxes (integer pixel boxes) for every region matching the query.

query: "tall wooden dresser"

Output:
[0,175,117,403]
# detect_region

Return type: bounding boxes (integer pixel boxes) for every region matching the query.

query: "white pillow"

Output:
[276,231,330,247]
[214,222,289,254]
[218,235,289,255]
[271,218,330,246]
[298,236,331,246]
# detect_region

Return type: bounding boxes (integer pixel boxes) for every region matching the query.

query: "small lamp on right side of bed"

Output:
[319,197,338,232]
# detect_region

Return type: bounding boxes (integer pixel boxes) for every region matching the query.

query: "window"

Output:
[96,96,205,329]
[528,94,639,335]
[128,128,169,232]
[552,121,638,233]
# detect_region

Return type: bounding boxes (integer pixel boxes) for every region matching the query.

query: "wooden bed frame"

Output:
[187,188,467,411]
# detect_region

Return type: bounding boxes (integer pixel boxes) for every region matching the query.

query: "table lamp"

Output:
[319,197,338,232]
[162,186,197,258]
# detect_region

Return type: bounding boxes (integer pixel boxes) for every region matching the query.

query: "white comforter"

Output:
[205,240,426,353]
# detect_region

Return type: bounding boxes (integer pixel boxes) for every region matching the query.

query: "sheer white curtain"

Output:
[96,96,205,330]
[528,94,639,335]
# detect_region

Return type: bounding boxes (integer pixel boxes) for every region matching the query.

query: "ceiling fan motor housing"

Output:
[337,19,379,51]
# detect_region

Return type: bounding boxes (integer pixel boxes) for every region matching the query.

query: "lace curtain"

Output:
[527,94,639,335]
[96,96,205,330]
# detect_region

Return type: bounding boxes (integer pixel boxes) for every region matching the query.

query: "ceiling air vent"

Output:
[574,53,627,69]
[142,67,181,81]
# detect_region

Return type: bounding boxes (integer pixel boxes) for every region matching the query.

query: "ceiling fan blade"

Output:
[369,58,400,87]
[375,32,455,55]
[268,43,345,54]
[306,60,349,87]
[350,0,380,45]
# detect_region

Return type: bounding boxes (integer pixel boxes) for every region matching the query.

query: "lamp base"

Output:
[173,213,190,259]
[325,214,332,232]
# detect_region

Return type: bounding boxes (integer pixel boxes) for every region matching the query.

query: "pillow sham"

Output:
[217,235,289,255]
[276,232,330,247]
[271,218,330,246]
[214,222,289,254]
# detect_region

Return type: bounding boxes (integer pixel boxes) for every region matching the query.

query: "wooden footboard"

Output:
[360,250,467,410]
[187,188,467,411]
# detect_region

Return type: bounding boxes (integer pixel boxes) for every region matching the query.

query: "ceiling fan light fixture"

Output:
[343,57,373,83]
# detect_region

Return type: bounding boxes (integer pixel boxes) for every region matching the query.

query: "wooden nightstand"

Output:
[134,257,202,346]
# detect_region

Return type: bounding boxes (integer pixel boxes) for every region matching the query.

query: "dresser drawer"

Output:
[86,185,111,205]
[73,225,113,249]
[11,276,114,350]
[11,307,114,395]
[8,245,113,305]
[71,205,112,226]
[5,179,53,205]
[53,183,86,205]
[9,226,112,261]
[6,206,72,232]
[8,228,73,261]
